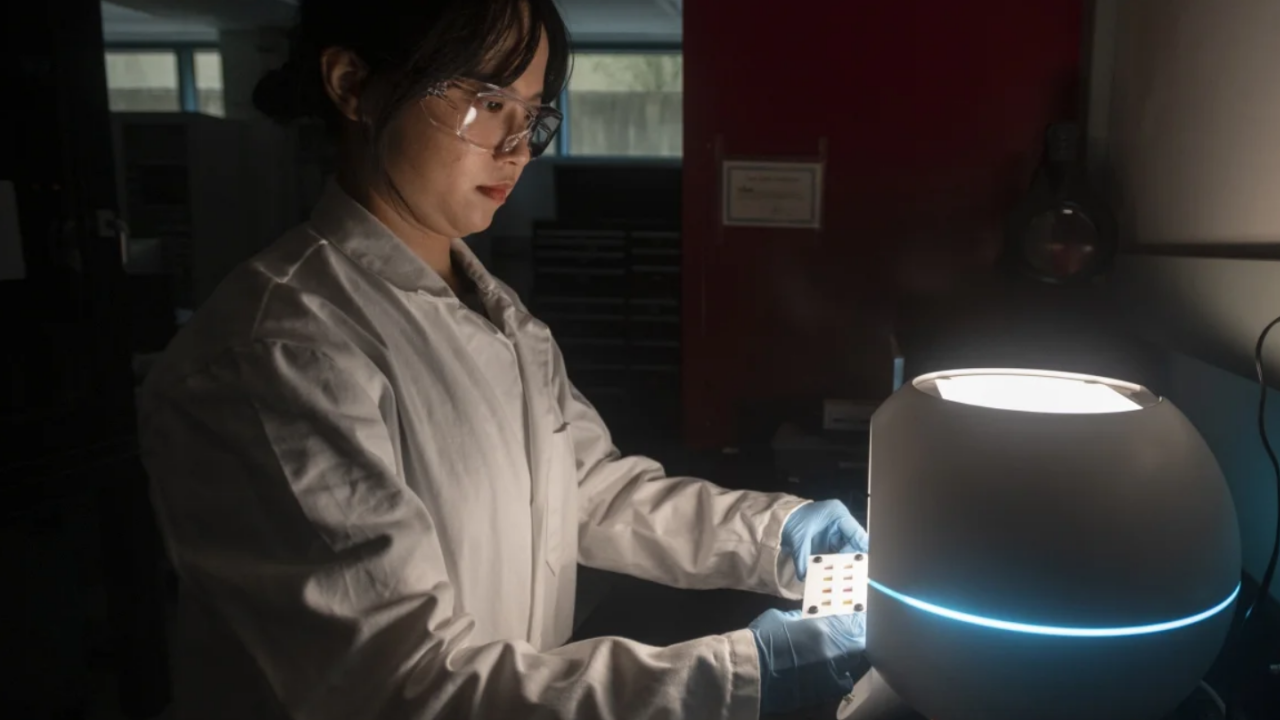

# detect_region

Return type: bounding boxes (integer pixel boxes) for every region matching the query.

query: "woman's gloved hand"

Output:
[750,608,867,716]
[781,499,869,581]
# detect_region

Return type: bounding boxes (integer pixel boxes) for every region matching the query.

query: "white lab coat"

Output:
[139,182,809,720]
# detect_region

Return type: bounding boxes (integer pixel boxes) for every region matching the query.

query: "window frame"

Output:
[557,43,683,160]
[104,43,220,114]
[103,42,685,153]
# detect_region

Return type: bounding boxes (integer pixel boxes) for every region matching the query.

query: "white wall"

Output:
[1094,0,1280,600]
[1105,0,1280,246]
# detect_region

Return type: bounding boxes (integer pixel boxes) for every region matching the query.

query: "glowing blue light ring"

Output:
[868,580,1240,638]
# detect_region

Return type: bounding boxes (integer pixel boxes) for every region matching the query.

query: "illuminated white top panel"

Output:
[913,369,1160,414]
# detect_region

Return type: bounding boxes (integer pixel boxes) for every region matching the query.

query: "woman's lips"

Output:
[477,185,511,203]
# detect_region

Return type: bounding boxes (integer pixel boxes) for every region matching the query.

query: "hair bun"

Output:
[252,63,311,124]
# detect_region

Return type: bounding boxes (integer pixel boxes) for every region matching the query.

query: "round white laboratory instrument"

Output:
[863,368,1241,720]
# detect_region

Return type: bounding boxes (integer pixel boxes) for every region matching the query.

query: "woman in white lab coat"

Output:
[138,1,869,718]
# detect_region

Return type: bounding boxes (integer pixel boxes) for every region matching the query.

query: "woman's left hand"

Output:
[780,499,870,582]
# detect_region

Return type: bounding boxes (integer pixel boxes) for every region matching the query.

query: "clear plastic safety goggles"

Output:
[420,79,562,159]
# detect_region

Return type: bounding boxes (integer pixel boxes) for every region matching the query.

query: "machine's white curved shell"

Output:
[865,373,1241,720]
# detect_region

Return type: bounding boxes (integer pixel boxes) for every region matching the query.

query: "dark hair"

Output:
[252,0,571,133]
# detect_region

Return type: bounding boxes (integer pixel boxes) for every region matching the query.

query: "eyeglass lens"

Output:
[458,92,560,157]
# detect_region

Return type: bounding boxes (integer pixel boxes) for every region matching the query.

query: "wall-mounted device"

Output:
[1006,124,1118,285]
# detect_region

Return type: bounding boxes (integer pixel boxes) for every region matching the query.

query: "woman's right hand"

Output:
[749,608,867,716]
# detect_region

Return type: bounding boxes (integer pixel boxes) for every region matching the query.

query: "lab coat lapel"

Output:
[514,313,559,503]
[511,314,566,590]
[450,241,563,573]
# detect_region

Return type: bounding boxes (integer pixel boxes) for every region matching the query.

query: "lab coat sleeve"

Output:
[141,340,762,720]
[552,344,808,599]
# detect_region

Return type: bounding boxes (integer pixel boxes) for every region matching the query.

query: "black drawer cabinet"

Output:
[532,224,682,440]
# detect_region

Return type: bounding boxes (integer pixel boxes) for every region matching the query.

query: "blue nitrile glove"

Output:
[781,499,869,582]
[750,608,866,715]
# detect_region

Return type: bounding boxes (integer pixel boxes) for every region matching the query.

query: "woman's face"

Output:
[364,33,551,240]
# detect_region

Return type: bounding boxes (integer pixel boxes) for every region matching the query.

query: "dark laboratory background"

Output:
[2,1,1278,719]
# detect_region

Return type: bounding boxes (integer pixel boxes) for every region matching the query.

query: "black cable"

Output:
[1224,315,1280,720]
[1246,315,1280,624]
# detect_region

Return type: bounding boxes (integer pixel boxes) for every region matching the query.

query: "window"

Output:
[565,53,682,157]
[104,48,225,117]
[105,50,180,112]
[193,50,225,117]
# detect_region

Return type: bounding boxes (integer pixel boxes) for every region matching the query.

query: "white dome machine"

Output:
[839,369,1241,720]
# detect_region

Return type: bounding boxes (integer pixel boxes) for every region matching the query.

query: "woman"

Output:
[139,1,868,718]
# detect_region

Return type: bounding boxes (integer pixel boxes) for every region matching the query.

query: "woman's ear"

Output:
[319,47,368,123]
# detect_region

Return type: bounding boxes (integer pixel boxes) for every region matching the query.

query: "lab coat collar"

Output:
[310,180,459,298]
[449,236,506,303]
[453,238,527,340]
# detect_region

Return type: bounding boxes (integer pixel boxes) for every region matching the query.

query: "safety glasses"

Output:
[420,79,562,159]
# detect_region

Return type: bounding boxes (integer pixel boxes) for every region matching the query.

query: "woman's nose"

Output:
[498,133,533,165]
